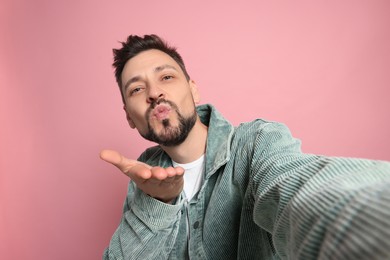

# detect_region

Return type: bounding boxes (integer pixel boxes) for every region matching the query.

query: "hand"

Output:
[100,149,184,203]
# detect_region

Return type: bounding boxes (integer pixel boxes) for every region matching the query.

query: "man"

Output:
[101,34,390,259]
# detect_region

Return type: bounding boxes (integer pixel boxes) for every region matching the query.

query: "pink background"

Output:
[1,0,389,259]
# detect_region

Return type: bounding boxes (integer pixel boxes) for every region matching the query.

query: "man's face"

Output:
[121,49,200,146]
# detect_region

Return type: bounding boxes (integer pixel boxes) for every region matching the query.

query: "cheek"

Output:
[125,107,143,125]
[127,103,147,119]
[181,96,197,114]
[131,113,146,126]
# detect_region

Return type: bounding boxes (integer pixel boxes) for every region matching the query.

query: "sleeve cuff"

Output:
[130,188,184,230]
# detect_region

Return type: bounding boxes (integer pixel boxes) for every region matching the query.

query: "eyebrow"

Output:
[123,64,178,92]
[154,64,178,73]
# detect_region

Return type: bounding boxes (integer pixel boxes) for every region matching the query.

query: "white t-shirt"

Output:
[172,155,205,201]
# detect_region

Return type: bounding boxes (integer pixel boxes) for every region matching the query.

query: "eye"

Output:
[129,87,143,96]
[162,75,173,81]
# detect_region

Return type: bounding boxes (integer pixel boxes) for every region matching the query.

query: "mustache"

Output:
[150,98,167,109]
[145,98,178,118]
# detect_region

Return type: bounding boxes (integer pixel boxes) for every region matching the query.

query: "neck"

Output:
[161,117,208,164]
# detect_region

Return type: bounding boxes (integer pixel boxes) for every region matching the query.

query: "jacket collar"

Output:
[197,104,234,179]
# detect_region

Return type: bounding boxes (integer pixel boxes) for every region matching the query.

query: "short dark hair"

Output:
[112,34,190,103]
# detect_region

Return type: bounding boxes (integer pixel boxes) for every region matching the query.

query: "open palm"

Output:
[100,149,184,203]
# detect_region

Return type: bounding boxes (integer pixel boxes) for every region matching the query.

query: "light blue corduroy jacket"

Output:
[104,104,390,259]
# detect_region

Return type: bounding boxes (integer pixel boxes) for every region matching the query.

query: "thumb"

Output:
[100,149,139,173]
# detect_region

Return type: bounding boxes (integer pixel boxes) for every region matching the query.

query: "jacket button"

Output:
[193,221,199,229]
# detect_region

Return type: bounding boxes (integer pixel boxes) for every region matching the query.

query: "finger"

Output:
[151,167,169,180]
[164,167,185,177]
[173,168,185,181]
[100,149,144,173]
[174,166,185,176]
[165,167,177,177]
[127,164,153,180]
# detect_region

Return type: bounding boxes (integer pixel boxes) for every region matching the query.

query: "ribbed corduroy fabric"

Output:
[103,104,390,260]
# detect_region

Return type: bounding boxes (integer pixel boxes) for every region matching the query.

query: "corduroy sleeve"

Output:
[250,122,390,259]
[102,181,184,260]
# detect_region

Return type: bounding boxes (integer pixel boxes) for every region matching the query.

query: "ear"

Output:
[123,105,136,129]
[189,80,200,104]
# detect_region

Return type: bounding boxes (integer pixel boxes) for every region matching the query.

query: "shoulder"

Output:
[137,145,169,166]
[234,119,292,139]
[231,119,301,154]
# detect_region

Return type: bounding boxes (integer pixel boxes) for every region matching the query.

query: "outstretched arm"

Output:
[250,122,390,259]
[100,149,186,260]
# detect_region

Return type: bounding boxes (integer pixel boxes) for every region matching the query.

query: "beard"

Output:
[141,99,197,147]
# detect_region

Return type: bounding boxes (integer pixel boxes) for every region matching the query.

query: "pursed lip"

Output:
[146,99,176,122]
[151,103,171,120]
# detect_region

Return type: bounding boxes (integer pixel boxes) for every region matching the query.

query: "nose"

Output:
[147,83,164,103]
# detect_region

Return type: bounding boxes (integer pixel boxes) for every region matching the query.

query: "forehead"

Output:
[121,49,181,82]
